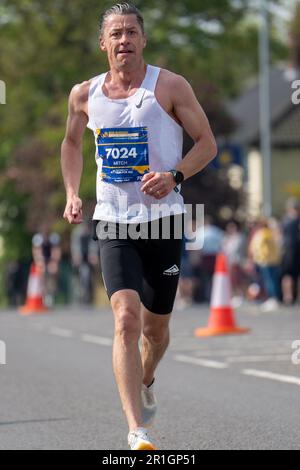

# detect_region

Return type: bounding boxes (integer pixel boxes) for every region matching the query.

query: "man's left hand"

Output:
[140,172,176,199]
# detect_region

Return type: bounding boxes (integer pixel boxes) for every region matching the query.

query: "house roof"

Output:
[227,65,300,147]
[272,104,300,147]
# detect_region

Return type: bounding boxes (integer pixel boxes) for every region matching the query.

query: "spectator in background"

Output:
[249,219,282,312]
[5,260,27,306]
[281,198,300,305]
[32,231,61,307]
[197,215,224,302]
[56,234,73,305]
[71,221,99,304]
[222,221,247,306]
[244,219,265,302]
[176,219,197,309]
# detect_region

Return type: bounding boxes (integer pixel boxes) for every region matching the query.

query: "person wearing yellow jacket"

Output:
[249,219,282,311]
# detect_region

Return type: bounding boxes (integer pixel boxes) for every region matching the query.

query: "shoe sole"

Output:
[133,441,157,451]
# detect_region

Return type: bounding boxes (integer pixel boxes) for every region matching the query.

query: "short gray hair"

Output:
[99,3,145,37]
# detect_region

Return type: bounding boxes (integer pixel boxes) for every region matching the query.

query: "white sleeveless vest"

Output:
[87,64,185,223]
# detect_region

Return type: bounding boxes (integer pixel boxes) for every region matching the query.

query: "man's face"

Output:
[100,14,146,70]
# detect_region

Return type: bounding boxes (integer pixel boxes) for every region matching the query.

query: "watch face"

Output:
[169,169,184,184]
[175,171,184,184]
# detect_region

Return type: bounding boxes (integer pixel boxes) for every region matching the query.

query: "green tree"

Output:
[289,0,300,67]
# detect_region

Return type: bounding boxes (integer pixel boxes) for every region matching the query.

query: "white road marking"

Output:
[49,327,74,338]
[81,334,112,347]
[171,338,295,347]
[214,339,295,346]
[174,354,228,369]
[194,349,246,357]
[193,349,290,357]
[242,369,300,386]
[226,355,291,363]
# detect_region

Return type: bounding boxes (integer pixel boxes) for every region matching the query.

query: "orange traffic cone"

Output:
[194,253,249,337]
[19,263,48,315]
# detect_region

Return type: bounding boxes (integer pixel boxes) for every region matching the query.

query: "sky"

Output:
[272,0,299,33]
[245,0,299,39]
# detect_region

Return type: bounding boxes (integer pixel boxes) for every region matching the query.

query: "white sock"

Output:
[130,427,147,435]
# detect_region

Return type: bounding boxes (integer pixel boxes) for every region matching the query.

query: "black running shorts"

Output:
[94,214,184,315]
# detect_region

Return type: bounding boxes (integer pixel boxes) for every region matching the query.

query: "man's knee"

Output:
[114,305,141,341]
[112,290,141,341]
[116,311,140,335]
[143,324,170,346]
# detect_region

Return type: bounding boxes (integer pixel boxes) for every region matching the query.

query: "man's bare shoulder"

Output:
[159,69,191,92]
[69,80,91,111]
[157,69,193,106]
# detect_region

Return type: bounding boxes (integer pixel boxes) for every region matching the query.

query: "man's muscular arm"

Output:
[141,73,217,198]
[61,82,89,224]
[171,74,217,180]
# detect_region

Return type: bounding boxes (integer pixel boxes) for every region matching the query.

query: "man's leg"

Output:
[111,289,143,431]
[141,306,171,386]
[282,274,294,304]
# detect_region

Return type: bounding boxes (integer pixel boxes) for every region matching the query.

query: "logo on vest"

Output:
[135,90,146,109]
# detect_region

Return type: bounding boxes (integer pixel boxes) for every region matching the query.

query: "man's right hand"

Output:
[63,195,83,224]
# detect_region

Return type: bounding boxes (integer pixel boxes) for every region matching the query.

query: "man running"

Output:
[61,2,217,450]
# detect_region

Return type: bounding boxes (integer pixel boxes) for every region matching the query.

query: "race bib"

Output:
[96,127,150,183]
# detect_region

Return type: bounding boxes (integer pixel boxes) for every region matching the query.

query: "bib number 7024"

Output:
[105,147,138,159]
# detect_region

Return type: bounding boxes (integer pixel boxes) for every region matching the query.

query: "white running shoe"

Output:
[141,380,157,427]
[128,428,157,450]
[260,298,280,313]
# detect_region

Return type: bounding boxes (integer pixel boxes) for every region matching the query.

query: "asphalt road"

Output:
[0,303,300,450]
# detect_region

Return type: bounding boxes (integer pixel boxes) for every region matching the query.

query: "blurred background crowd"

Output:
[3,196,300,313]
[177,197,300,312]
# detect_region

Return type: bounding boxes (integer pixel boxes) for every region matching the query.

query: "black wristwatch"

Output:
[168,169,185,188]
